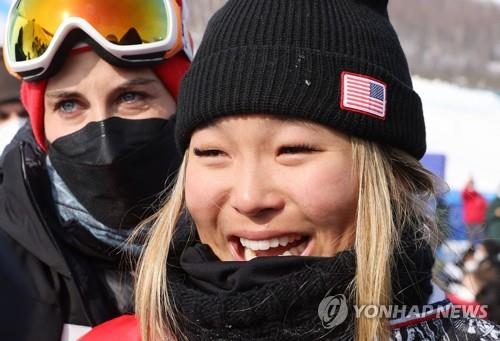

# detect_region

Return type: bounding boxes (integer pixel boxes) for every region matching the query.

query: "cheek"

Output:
[185,165,208,219]
[43,110,64,143]
[184,163,227,236]
[142,93,176,120]
[43,109,55,142]
[292,159,358,226]
[43,114,87,143]
[159,93,176,119]
[43,103,87,143]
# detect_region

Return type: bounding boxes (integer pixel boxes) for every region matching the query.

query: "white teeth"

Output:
[278,247,301,257]
[240,238,248,248]
[269,238,280,248]
[241,236,300,251]
[279,236,290,247]
[257,240,270,250]
[241,238,271,250]
[296,242,306,254]
[244,248,256,261]
[239,235,308,259]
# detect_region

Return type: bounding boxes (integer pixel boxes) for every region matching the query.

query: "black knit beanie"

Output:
[176,0,426,159]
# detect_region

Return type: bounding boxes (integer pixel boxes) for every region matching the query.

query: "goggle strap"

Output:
[165,2,184,59]
[3,48,22,80]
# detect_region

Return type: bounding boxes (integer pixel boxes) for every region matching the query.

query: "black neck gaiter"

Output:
[164,225,435,340]
[47,117,181,229]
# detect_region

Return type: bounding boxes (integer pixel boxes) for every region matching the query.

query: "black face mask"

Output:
[48,117,181,229]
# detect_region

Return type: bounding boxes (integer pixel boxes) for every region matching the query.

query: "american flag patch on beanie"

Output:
[340,72,387,119]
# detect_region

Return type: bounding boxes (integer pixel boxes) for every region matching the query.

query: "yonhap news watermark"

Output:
[318,294,488,329]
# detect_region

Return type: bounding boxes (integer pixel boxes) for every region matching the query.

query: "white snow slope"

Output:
[414,77,500,193]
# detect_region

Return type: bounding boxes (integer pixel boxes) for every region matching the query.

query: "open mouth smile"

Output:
[229,233,314,261]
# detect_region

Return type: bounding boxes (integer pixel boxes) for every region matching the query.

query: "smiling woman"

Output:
[186,116,358,261]
[82,0,500,340]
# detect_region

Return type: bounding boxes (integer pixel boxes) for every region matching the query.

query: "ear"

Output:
[354,0,389,16]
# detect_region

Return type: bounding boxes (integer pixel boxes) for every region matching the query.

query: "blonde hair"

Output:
[134,139,441,341]
[352,139,441,340]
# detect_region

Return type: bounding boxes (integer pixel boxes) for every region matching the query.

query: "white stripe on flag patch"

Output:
[341,72,387,119]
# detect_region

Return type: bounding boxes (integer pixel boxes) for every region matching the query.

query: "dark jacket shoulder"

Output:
[0,137,72,340]
[0,135,121,340]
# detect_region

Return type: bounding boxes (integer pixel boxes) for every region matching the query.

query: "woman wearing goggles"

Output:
[0,0,192,340]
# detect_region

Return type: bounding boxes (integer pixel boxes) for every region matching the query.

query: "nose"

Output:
[90,103,110,123]
[230,164,285,218]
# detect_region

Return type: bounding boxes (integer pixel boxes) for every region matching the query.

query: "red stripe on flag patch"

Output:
[340,72,387,119]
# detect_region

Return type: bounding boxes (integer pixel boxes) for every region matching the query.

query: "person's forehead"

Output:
[206,114,320,129]
[46,50,158,91]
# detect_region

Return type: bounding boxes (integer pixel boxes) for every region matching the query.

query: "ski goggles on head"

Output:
[3,0,188,81]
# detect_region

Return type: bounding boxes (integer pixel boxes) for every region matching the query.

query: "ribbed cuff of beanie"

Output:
[176,45,426,159]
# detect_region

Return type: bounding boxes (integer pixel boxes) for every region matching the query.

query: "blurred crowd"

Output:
[437,180,500,324]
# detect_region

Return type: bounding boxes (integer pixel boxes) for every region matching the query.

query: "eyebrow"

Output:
[45,91,81,100]
[45,78,158,100]
[113,78,158,92]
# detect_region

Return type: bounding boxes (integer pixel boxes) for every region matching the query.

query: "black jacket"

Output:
[0,128,129,341]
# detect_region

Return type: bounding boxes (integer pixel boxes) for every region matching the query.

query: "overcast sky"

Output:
[0,0,12,46]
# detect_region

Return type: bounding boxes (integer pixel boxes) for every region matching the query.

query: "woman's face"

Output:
[44,51,176,142]
[185,115,358,261]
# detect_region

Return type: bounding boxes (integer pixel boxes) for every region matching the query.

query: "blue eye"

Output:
[121,92,140,103]
[59,101,78,113]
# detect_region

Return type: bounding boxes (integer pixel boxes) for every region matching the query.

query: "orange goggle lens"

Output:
[7,0,171,62]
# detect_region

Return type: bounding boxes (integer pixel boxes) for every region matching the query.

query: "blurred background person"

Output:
[475,249,500,324]
[473,240,500,324]
[0,50,25,155]
[445,240,500,323]
[462,178,488,245]
[486,184,500,241]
